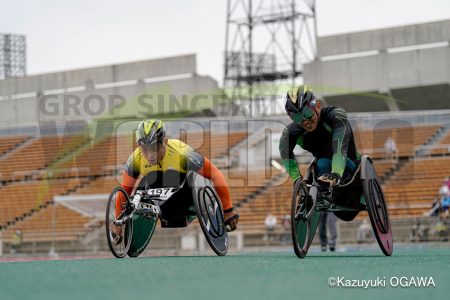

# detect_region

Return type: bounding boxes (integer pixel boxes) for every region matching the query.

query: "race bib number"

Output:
[146,187,178,200]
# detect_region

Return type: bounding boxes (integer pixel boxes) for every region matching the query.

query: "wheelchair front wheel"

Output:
[106,187,134,258]
[291,180,320,258]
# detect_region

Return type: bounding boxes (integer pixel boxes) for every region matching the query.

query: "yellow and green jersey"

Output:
[125,139,204,187]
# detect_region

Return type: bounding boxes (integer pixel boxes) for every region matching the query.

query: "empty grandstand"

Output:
[1,109,449,254]
[1,20,450,256]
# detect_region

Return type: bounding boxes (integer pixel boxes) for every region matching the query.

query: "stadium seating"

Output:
[430,130,450,155]
[223,168,284,206]
[0,177,89,228]
[0,122,448,247]
[0,134,90,181]
[236,165,308,227]
[74,175,121,195]
[0,131,257,242]
[51,131,248,177]
[1,204,91,243]
[237,178,291,227]
[370,160,397,179]
[354,124,441,159]
[53,135,133,176]
[235,153,444,227]
[0,135,31,157]
[178,131,248,158]
[73,168,282,207]
[382,157,450,216]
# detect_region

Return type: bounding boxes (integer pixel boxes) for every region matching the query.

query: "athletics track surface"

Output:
[0,247,447,300]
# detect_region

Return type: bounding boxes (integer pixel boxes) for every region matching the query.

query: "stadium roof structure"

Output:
[304,19,450,112]
[0,54,221,127]
[54,194,108,219]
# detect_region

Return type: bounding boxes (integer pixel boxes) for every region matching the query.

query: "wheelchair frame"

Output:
[291,155,393,258]
[105,171,228,258]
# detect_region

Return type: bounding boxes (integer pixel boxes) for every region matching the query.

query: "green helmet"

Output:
[284,85,318,123]
[136,119,166,146]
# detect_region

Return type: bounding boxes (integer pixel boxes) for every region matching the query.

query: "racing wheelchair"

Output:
[291,155,393,258]
[105,171,229,258]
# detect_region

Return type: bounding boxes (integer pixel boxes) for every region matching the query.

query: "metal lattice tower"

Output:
[0,34,27,80]
[224,0,317,102]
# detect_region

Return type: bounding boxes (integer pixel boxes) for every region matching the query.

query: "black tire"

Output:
[291,180,320,258]
[106,187,134,258]
[361,156,393,256]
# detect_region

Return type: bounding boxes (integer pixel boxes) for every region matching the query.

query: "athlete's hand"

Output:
[318,173,341,186]
[224,208,239,232]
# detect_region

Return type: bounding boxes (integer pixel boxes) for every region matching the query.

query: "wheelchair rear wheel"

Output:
[361,156,393,256]
[194,185,228,256]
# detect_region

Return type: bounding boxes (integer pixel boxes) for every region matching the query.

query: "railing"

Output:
[1,217,449,257]
[414,144,450,157]
[338,217,450,244]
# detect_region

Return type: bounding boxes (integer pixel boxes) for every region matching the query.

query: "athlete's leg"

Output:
[341,158,357,182]
[327,213,337,251]
[319,212,328,251]
[316,158,332,177]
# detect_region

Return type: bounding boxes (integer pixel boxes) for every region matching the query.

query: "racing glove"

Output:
[318,173,341,186]
[224,207,239,232]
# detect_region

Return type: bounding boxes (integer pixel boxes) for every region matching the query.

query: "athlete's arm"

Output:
[328,107,352,177]
[186,151,233,211]
[279,123,302,182]
[115,154,139,217]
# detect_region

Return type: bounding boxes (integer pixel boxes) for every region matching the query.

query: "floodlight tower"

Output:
[0,33,27,80]
[223,0,317,103]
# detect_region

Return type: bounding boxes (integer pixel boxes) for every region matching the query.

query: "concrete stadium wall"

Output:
[304,20,450,112]
[0,54,221,126]
[0,54,196,94]
[317,19,450,57]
